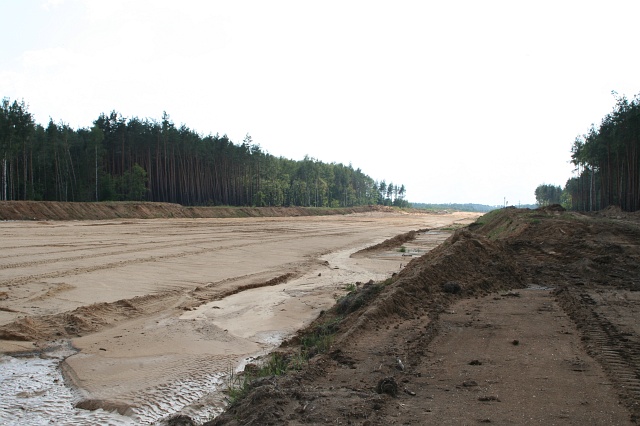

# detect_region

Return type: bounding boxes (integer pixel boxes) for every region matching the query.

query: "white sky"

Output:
[2,0,639,205]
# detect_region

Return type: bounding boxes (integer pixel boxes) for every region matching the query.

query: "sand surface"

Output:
[0,211,477,423]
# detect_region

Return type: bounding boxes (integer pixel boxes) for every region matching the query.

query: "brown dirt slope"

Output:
[0,201,393,221]
[208,205,640,425]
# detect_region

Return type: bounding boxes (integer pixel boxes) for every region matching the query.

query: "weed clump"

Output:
[225,315,344,405]
[224,278,391,408]
[336,280,387,315]
[225,353,289,404]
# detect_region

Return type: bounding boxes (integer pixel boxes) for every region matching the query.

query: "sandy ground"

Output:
[0,211,478,423]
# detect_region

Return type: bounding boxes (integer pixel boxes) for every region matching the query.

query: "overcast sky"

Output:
[2,1,639,205]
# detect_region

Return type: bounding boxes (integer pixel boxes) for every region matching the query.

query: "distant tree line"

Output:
[534,184,563,206]
[535,92,640,212]
[0,98,408,207]
[412,203,497,212]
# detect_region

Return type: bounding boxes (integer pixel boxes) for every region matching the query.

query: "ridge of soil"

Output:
[0,201,397,221]
[209,205,640,425]
[350,228,429,256]
[0,273,297,343]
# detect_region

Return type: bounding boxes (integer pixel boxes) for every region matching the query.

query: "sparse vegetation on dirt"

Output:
[208,205,640,425]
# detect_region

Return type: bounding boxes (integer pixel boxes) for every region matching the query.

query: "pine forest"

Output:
[567,93,640,211]
[0,98,407,208]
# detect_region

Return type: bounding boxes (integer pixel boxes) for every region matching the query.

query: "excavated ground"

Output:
[2,202,639,425]
[0,202,478,424]
[0,201,395,221]
[210,205,640,426]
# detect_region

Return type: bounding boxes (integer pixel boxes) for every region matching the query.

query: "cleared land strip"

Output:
[0,211,480,423]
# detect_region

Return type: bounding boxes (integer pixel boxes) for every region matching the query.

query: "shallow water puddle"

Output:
[0,350,226,425]
[0,351,135,425]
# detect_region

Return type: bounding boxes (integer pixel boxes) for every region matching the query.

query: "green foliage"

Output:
[335,281,386,315]
[225,353,289,404]
[412,203,499,212]
[534,184,563,206]
[116,164,148,201]
[0,97,408,207]
[567,92,640,211]
[300,316,342,358]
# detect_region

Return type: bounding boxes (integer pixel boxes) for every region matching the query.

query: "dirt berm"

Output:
[0,201,394,221]
[206,205,640,425]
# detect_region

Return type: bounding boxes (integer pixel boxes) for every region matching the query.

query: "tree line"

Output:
[0,98,408,208]
[411,202,497,213]
[534,184,563,207]
[535,92,640,212]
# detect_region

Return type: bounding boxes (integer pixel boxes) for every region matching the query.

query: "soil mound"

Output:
[334,229,523,346]
[350,228,429,256]
[473,206,640,290]
[0,201,393,221]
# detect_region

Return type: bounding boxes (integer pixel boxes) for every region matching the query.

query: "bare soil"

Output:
[0,201,476,423]
[210,206,640,426]
[3,202,639,425]
[0,201,397,221]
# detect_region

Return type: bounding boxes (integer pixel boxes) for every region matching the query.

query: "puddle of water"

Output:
[0,351,135,426]
[0,346,226,425]
[254,330,288,346]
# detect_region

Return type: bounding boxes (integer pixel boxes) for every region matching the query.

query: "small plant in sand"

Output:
[301,316,341,358]
[224,353,289,404]
[222,281,381,408]
[399,246,407,253]
[288,353,308,371]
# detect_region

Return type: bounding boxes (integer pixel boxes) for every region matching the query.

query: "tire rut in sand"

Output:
[0,237,284,288]
[0,235,225,270]
[556,287,640,422]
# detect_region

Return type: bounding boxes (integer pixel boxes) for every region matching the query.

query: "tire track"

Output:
[1,224,377,289]
[0,243,114,258]
[0,221,344,287]
[556,287,640,423]
[0,224,361,272]
[0,236,227,270]
[0,234,297,288]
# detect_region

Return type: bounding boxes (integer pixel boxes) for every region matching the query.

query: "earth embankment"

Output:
[0,201,395,221]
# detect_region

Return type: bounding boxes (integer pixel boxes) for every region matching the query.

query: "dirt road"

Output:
[0,210,477,423]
